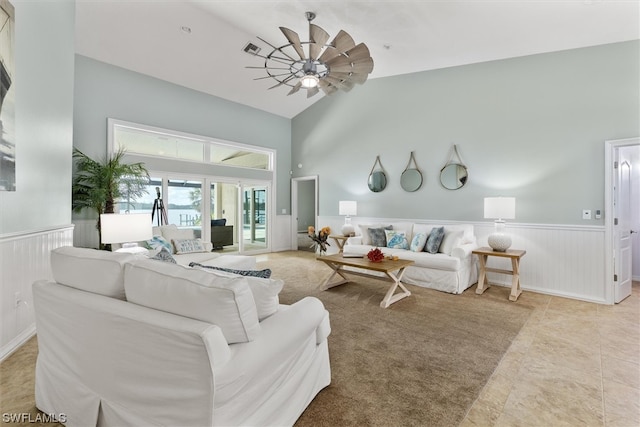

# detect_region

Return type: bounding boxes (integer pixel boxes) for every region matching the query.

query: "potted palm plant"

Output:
[72,147,150,249]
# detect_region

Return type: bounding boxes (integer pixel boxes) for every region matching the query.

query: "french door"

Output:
[240,183,270,253]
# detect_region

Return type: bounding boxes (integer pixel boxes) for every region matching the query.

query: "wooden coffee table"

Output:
[317,254,415,308]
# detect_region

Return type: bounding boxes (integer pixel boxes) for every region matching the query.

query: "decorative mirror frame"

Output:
[368,155,388,192]
[439,145,469,190]
[400,151,423,192]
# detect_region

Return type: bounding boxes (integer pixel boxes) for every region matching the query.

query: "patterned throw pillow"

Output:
[410,232,428,252]
[189,262,272,279]
[172,239,207,254]
[424,226,445,254]
[385,230,409,249]
[144,235,172,252]
[150,247,177,264]
[368,227,391,247]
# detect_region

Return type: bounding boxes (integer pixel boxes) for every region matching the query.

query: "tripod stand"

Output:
[151,187,168,226]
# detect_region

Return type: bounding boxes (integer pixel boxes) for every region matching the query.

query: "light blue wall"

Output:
[0,0,75,234]
[73,55,291,218]
[292,41,640,225]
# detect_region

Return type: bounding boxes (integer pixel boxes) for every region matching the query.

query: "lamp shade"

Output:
[484,197,516,220]
[100,213,152,244]
[339,201,357,216]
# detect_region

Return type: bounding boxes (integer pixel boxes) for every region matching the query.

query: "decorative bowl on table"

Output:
[367,248,385,263]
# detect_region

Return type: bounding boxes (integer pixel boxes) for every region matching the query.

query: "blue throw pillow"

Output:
[425,227,445,254]
[385,230,409,250]
[150,247,177,264]
[410,232,428,252]
[189,262,272,278]
[145,235,172,253]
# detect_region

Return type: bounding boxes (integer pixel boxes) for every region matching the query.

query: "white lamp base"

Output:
[488,233,512,252]
[341,223,355,237]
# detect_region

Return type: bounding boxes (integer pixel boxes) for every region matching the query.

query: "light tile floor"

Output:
[461,281,640,427]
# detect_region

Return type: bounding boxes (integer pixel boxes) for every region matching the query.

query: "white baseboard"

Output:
[0,325,36,362]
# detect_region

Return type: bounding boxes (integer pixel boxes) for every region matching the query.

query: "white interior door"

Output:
[614,156,632,303]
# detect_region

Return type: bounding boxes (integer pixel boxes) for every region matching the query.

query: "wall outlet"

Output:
[595,209,602,219]
[582,209,592,220]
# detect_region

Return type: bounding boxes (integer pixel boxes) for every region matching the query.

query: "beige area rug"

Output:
[0,251,532,427]
[259,252,533,427]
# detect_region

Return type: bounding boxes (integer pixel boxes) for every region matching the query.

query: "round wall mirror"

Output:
[440,164,468,190]
[401,169,422,192]
[368,171,387,192]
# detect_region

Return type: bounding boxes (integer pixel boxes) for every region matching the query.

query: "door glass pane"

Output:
[117,177,160,215]
[242,185,268,251]
[210,182,238,251]
[168,179,203,238]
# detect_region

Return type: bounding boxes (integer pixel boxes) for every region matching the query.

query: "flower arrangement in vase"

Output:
[367,247,385,263]
[308,226,331,255]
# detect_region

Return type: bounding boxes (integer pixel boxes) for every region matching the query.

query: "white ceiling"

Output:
[75,0,639,119]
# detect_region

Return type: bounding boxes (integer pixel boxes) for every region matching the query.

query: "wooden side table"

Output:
[472,247,526,301]
[329,235,349,253]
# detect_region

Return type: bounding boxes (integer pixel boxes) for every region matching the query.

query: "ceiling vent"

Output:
[242,42,261,55]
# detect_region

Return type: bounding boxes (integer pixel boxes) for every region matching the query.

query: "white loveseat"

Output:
[33,247,331,427]
[115,224,255,270]
[343,222,478,294]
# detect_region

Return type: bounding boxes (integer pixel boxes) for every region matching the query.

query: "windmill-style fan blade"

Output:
[279,27,305,60]
[345,43,371,62]
[306,86,320,98]
[309,24,329,60]
[348,72,369,84]
[350,58,374,74]
[318,30,356,63]
[327,56,374,74]
[267,74,296,90]
[287,81,302,96]
[318,80,339,95]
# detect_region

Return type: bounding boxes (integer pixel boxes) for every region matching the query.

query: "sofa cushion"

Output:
[124,259,261,344]
[357,224,389,245]
[189,262,271,279]
[410,232,428,252]
[425,227,445,254]
[144,235,172,252]
[50,246,135,299]
[385,230,409,250]
[190,264,283,321]
[173,238,207,254]
[439,230,465,255]
[150,247,177,263]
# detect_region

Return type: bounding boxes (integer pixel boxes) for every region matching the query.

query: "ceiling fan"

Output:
[246,12,374,98]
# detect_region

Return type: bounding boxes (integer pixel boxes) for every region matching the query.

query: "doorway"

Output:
[291,176,318,251]
[605,137,640,304]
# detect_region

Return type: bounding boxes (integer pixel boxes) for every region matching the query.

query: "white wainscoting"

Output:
[0,225,74,361]
[272,215,292,252]
[319,216,607,304]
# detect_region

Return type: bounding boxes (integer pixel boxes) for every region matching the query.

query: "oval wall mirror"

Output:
[368,155,388,192]
[400,151,423,192]
[368,171,387,192]
[440,144,469,190]
[440,164,468,190]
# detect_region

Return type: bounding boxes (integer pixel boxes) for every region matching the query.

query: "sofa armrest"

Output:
[451,242,477,259]
[202,240,213,252]
[346,236,362,245]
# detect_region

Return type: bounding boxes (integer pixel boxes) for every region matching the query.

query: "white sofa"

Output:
[115,224,255,270]
[33,247,331,427]
[343,222,478,294]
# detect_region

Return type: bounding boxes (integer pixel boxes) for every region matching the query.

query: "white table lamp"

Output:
[100,213,153,253]
[484,197,516,252]
[339,201,357,237]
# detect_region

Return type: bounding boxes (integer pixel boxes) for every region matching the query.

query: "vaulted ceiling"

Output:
[75,1,639,119]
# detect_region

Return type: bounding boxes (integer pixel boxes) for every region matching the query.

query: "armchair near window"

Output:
[211,219,234,250]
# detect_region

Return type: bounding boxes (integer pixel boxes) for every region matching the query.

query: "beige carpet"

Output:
[0,251,532,427]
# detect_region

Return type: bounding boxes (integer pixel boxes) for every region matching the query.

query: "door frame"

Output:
[604,137,639,304]
[291,176,318,250]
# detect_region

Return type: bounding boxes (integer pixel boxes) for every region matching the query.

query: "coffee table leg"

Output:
[319,262,349,290]
[380,267,412,308]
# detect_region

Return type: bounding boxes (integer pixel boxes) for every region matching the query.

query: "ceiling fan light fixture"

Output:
[247,12,373,98]
[300,74,319,88]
